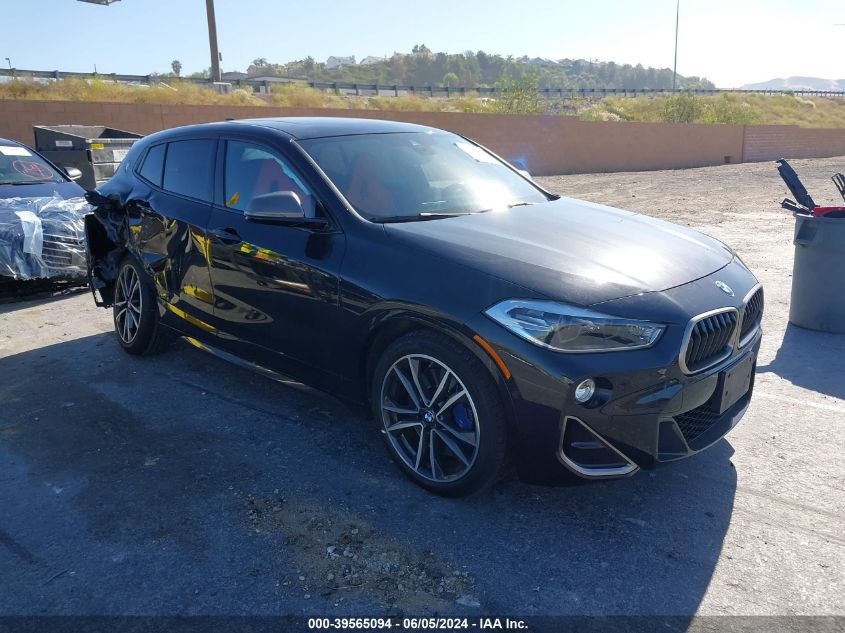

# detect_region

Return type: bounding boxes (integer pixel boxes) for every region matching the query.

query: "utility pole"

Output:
[79,1,222,82]
[672,0,680,91]
[206,0,222,82]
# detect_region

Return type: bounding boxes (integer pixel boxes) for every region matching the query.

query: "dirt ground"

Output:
[0,158,843,621]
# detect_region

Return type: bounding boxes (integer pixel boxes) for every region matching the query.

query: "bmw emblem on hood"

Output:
[715,281,734,296]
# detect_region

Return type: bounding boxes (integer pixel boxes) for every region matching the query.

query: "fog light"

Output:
[575,378,596,403]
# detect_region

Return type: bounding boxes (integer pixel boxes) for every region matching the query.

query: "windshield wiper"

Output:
[420,211,473,218]
[370,212,472,223]
[0,180,56,186]
[472,201,539,214]
[370,202,541,223]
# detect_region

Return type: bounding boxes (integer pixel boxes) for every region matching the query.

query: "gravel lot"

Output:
[1,158,843,620]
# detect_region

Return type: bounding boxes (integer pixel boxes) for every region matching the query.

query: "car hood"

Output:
[383,197,734,305]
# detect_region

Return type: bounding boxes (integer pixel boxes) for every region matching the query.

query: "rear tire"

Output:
[113,256,169,355]
[371,330,508,497]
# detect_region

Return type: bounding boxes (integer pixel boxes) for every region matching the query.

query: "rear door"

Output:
[204,137,346,388]
[130,137,218,341]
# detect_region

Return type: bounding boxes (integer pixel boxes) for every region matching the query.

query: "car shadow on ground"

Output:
[0,282,88,309]
[758,323,845,400]
[0,331,737,625]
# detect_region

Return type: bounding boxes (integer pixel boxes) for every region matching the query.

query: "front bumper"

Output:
[555,342,757,479]
[465,266,762,484]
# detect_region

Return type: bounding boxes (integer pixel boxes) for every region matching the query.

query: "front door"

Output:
[205,138,346,387]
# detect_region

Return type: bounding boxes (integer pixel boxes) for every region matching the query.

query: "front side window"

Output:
[224,141,315,216]
[162,139,216,202]
[299,132,548,220]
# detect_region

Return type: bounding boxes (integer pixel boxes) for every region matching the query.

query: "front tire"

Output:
[371,331,508,497]
[113,256,169,355]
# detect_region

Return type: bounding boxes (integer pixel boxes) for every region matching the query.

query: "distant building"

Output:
[518,57,552,66]
[222,71,248,81]
[359,56,386,66]
[244,75,308,94]
[246,75,304,84]
[325,56,356,69]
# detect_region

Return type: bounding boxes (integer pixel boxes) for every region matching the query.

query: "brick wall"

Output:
[742,125,845,162]
[1,99,842,176]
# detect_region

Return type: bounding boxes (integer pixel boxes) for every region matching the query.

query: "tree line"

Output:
[237,45,714,90]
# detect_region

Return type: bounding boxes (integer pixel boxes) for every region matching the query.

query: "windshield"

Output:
[299,132,549,221]
[0,145,65,185]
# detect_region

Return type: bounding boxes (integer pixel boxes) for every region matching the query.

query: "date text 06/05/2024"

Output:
[307,617,529,630]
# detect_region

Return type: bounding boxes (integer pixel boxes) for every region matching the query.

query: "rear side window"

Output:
[138,143,165,186]
[162,139,216,202]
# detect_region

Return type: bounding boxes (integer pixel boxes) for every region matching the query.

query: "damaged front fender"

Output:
[84,190,131,307]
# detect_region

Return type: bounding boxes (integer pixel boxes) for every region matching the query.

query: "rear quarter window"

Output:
[162,139,216,202]
[138,143,166,186]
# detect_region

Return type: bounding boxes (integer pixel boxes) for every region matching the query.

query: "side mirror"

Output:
[244,191,328,228]
[63,166,83,182]
[517,169,533,181]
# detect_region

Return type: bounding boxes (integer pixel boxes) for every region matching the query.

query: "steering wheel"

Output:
[442,183,473,202]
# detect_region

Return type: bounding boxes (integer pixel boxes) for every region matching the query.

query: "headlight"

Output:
[484,299,665,353]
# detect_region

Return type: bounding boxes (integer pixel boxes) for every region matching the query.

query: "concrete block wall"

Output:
[742,125,845,163]
[0,99,842,176]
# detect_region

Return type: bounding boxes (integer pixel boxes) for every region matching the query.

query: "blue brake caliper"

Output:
[452,403,474,431]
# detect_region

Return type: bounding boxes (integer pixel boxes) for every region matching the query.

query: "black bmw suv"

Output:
[85,117,762,496]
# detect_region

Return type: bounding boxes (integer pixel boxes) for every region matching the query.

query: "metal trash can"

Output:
[789,214,845,333]
[33,125,143,191]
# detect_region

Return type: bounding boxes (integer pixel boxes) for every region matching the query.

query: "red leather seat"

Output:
[345,153,396,217]
[251,159,313,215]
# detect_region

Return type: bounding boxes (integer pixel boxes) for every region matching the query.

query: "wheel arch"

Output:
[360,312,517,430]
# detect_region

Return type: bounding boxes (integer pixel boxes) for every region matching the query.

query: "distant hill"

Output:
[244,46,715,91]
[742,76,845,91]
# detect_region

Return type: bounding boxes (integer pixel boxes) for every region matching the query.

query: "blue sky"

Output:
[3,0,842,87]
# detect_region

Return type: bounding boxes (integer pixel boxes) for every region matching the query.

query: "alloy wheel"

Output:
[380,354,481,482]
[114,264,142,345]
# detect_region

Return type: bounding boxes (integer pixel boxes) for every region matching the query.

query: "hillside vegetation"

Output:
[579,92,845,127]
[242,45,715,91]
[2,77,845,128]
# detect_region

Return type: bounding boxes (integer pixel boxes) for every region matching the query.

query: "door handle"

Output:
[209,227,242,245]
